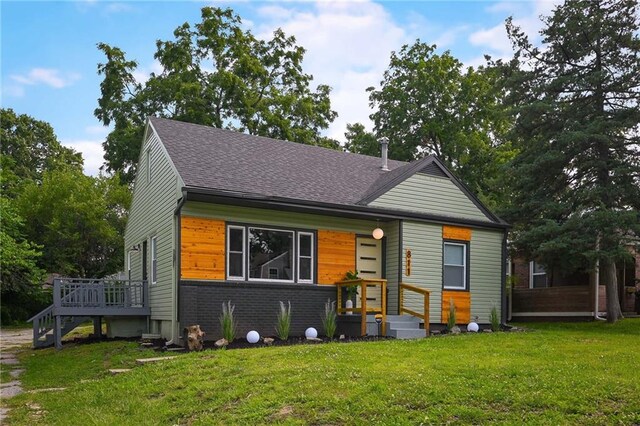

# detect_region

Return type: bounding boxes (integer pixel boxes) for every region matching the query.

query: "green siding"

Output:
[470,229,503,322]
[124,130,183,322]
[182,202,382,235]
[385,221,400,314]
[400,221,503,323]
[369,173,490,222]
[401,221,443,323]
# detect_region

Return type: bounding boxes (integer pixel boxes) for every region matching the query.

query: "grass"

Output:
[3,320,640,425]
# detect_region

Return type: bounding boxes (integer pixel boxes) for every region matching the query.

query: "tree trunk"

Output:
[604,259,624,323]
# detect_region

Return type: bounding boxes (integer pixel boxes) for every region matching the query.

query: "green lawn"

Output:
[3,320,639,425]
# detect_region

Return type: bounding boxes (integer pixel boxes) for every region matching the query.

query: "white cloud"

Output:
[10,68,81,89]
[254,0,412,141]
[132,60,164,85]
[62,139,105,176]
[2,84,25,98]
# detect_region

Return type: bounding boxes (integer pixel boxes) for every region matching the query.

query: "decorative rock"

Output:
[483,329,493,333]
[306,337,323,342]
[214,338,229,348]
[339,334,345,340]
[467,322,479,333]
[263,337,274,345]
[430,330,441,335]
[246,330,260,344]
[305,327,318,339]
[450,326,461,335]
[140,342,154,347]
[109,369,131,375]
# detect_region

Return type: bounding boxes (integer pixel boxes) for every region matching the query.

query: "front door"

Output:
[356,237,383,310]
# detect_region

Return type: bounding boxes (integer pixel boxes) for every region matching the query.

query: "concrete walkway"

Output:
[1,327,32,422]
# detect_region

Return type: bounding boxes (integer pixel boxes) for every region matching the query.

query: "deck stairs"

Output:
[367,314,427,339]
[30,306,91,348]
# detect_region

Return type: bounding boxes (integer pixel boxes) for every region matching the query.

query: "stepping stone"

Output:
[28,387,66,393]
[0,407,9,423]
[135,356,177,365]
[0,383,23,398]
[9,369,24,379]
[0,357,19,366]
[166,347,185,352]
[109,369,131,375]
[140,342,154,347]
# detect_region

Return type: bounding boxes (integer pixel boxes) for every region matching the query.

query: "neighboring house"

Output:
[510,245,640,319]
[117,117,508,342]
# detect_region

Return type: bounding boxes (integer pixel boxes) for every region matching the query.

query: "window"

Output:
[150,236,157,285]
[443,242,467,290]
[227,226,245,280]
[226,225,314,283]
[249,227,294,281]
[530,261,548,288]
[298,232,314,283]
[146,149,151,183]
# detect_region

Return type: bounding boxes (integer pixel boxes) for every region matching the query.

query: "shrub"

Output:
[321,299,337,339]
[490,305,500,332]
[447,298,457,331]
[275,301,291,341]
[219,301,237,343]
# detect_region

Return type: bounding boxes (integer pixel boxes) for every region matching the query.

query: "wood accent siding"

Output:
[180,216,225,280]
[317,230,356,285]
[441,291,471,324]
[443,225,472,241]
[369,173,491,222]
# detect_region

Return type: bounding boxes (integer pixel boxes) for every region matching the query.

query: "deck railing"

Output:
[336,279,387,336]
[53,278,149,314]
[399,283,431,336]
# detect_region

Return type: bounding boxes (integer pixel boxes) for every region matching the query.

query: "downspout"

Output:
[166,191,187,346]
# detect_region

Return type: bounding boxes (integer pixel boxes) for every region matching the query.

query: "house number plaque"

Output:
[406,249,412,276]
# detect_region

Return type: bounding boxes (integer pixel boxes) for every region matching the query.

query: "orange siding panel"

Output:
[442,225,472,241]
[181,216,225,280]
[441,291,471,324]
[317,230,356,285]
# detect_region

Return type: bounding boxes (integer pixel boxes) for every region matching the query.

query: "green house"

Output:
[118,117,507,343]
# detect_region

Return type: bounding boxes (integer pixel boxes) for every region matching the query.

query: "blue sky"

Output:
[1,0,557,175]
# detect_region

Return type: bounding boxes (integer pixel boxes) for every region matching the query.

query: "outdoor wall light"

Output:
[372,220,384,240]
[130,244,141,252]
[246,330,260,344]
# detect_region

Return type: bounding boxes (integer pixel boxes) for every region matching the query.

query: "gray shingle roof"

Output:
[149,117,407,206]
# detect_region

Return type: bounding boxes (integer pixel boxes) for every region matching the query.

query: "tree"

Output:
[0,197,47,323]
[16,169,132,278]
[344,122,379,157]
[503,0,640,322]
[367,42,515,208]
[1,108,83,196]
[95,7,337,182]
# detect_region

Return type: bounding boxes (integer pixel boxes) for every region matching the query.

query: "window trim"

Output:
[150,236,157,285]
[247,226,295,283]
[443,241,468,290]
[225,223,316,284]
[297,231,314,284]
[529,261,548,288]
[227,225,246,281]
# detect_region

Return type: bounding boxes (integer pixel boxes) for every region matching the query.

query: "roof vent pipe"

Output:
[379,137,389,171]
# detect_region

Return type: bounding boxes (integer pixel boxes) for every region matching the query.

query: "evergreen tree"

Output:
[503,0,640,322]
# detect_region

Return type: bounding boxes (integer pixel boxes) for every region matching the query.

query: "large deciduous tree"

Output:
[503,0,640,322]
[367,42,514,208]
[96,7,337,182]
[1,108,83,197]
[16,169,131,279]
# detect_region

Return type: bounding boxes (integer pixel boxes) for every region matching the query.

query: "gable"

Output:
[367,173,492,222]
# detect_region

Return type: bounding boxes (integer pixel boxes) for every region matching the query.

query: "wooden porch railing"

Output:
[336,279,386,336]
[399,283,431,336]
[53,278,149,316]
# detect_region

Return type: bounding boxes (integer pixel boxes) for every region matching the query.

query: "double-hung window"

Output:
[443,242,467,290]
[530,261,548,288]
[226,224,314,283]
